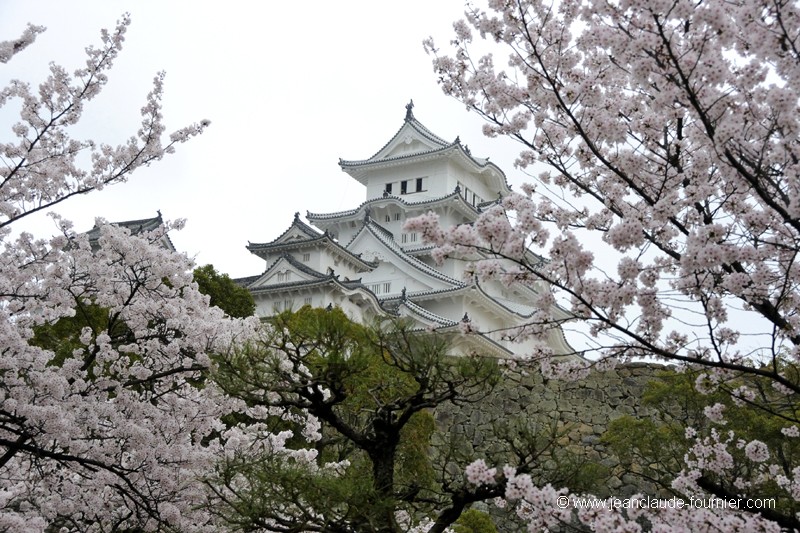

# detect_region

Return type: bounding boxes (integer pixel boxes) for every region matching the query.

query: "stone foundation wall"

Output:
[436,362,670,498]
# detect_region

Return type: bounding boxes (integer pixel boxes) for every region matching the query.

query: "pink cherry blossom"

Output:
[419,0,800,530]
[0,16,253,531]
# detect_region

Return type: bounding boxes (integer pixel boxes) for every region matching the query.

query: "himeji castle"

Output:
[237,102,572,358]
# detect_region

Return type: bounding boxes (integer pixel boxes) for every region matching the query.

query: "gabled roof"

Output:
[247,212,324,249]
[338,101,509,192]
[346,217,466,288]
[307,188,487,223]
[246,253,328,290]
[86,211,175,252]
[233,274,262,288]
[247,213,377,271]
[245,273,387,316]
[394,299,514,357]
[362,100,451,160]
[381,282,537,320]
[397,298,458,327]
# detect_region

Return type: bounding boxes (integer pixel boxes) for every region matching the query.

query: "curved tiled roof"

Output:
[338,104,509,191]
[476,285,536,317]
[233,274,261,288]
[381,284,471,303]
[243,253,328,291]
[248,213,320,247]
[276,253,329,279]
[347,218,466,287]
[340,142,498,176]
[86,211,176,251]
[398,299,457,327]
[382,282,537,320]
[360,105,450,163]
[247,216,377,271]
[306,189,481,222]
[249,276,333,293]
[247,275,388,317]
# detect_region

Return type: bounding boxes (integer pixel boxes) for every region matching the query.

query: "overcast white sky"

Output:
[1,1,527,278]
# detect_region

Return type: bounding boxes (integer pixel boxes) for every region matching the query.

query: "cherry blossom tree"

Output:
[407,0,800,530]
[0,17,255,531]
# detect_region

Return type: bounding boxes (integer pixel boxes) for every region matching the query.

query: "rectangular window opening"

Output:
[416,177,423,192]
[400,180,408,194]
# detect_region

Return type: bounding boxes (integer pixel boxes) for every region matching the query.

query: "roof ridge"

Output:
[339,104,451,168]
[362,221,465,286]
[308,190,480,222]
[247,215,321,248]
[399,299,458,326]
[280,253,330,278]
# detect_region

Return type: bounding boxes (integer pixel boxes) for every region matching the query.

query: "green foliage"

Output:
[602,367,800,520]
[453,509,498,533]
[29,300,136,381]
[193,263,255,318]
[31,301,107,366]
[210,307,512,532]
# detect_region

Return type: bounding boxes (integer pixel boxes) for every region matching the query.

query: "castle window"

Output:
[410,232,417,242]
[277,271,291,282]
[369,282,391,295]
[416,177,424,192]
[385,183,393,194]
[283,299,292,310]
[304,297,312,306]
[394,213,401,221]
[302,253,310,262]
[401,233,408,244]
[400,180,408,194]
[385,215,391,222]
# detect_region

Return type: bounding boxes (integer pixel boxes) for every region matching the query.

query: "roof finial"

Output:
[294,211,300,220]
[405,99,415,121]
[462,312,470,322]
[401,287,407,301]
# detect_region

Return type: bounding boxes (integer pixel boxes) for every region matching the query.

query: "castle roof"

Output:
[346,217,466,288]
[86,211,175,252]
[247,213,377,270]
[338,101,510,194]
[306,188,490,223]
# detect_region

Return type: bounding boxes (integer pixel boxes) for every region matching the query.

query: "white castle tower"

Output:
[238,102,571,358]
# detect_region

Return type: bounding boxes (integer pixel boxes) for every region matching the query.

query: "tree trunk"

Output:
[365,415,400,533]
